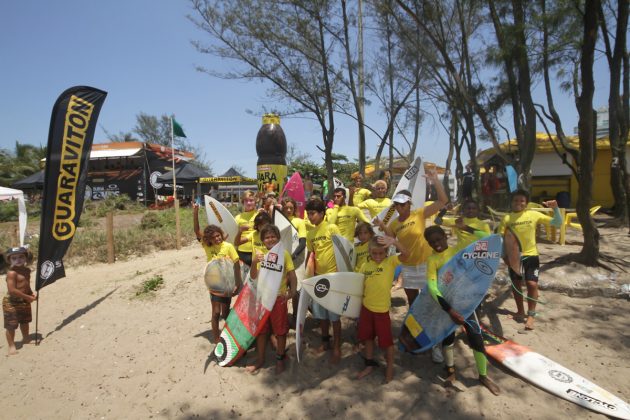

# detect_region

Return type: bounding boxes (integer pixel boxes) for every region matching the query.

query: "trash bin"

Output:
[556,191,570,208]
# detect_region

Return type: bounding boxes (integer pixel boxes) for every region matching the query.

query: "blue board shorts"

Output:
[311,301,340,322]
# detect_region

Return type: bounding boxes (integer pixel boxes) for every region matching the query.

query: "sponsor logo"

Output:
[268,252,278,264]
[342,295,351,313]
[52,94,95,241]
[314,278,330,299]
[209,201,223,223]
[149,171,163,189]
[475,260,493,275]
[474,241,488,252]
[566,389,616,410]
[462,251,500,260]
[404,165,419,180]
[442,270,454,285]
[549,370,573,383]
[40,260,56,280]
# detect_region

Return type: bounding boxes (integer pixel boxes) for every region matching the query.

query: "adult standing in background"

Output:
[349,173,372,206]
[304,173,314,200]
[357,180,391,218]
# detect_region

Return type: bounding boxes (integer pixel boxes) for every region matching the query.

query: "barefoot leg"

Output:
[384,346,394,383]
[357,340,375,379]
[246,334,267,373]
[330,320,342,364]
[6,329,18,355]
[19,323,31,344]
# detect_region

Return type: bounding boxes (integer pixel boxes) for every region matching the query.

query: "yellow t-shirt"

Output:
[358,197,392,218]
[354,241,370,271]
[360,255,400,312]
[254,249,295,295]
[389,208,431,266]
[426,246,458,304]
[306,220,340,275]
[202,241,239,262]
[250,231,267,260]
[234,210,257,253]
[498,210,551,256]
[327,205,370,243]
[352,188,372,206]
[441,217,491,248]
[288,215,307,239]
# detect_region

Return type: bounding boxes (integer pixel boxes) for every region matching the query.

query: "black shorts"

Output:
[238,251,252,267]
[508,256,540,283]
[210,294,231,305]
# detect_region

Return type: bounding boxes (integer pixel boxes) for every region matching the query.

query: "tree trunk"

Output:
[576,0,600,265]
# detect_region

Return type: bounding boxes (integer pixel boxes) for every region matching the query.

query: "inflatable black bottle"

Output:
[256,113,287,195]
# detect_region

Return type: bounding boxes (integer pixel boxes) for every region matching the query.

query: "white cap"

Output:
[392,192,412,204]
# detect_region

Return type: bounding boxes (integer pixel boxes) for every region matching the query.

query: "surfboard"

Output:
[203,258,237,295]
[301,272,364,318]
[281,172,306,218]
[375,157,426,228]
[273,209,299,255]
[332,234,355,272]
[503,227,521,274]
[295,289,313,363]
[204,195,239,245]
[481,325,630,419]
[399,234,502,353]
[214,242,285,367]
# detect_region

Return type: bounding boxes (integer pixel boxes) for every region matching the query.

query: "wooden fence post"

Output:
[106,212,115,264]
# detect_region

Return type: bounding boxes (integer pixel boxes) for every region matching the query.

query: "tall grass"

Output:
[1,196,203,269]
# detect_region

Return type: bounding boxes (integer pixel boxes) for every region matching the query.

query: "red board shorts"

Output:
[3,295,32,330]
[260,296,289,336]
[357,305,393,348]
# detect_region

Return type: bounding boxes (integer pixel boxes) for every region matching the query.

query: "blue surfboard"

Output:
[399,234,502,353]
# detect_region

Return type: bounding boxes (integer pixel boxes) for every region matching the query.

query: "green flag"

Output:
[172,117,186,138]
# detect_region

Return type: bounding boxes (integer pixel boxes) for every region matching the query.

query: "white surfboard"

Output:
[273,208,299,255]
[204,195,239,245]
[482,326,630,420]
[295,289,312,363]
[203,258,237,295]
[301,272,364,318]
[375,157,426,227]
[332,234,355,272]
[256,242,285,309]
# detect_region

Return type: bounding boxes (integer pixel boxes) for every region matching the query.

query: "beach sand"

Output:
[1,222,629,419]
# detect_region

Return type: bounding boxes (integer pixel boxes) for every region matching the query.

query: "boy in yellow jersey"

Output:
[356,236,409,383]
[247,225,297,375]
[353,222,375,271]
[305,197,343,363]
[349,173,372,206]
[193,204,243,343]
[424,225,500,395]
[438,200,491,248]
[234,191,258,267]
[498,189,562,331]
[327,188,370,243]
[357,180,391,218]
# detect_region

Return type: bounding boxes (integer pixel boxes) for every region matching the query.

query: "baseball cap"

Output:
[392,191,412,204]
[5,246,28,257]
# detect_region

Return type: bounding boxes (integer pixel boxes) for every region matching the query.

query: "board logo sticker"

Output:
[314,278,330,298]
[209,201,223,222]
[215,337,227,363]
[342,295,351,313]
[549,370,573,383]
[404,165,419,180]
[566,389,616,410]
[474,260,493,275]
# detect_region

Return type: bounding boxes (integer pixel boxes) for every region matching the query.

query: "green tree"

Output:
[0,141,46,186]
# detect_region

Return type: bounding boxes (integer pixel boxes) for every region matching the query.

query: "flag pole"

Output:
[171,117,181,250]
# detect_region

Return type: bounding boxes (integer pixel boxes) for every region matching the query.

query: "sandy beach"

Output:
[1,221,629,419]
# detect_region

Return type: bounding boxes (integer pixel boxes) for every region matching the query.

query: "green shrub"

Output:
[136,274,164,296]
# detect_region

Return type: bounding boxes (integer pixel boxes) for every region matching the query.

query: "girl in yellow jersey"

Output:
[498,189,562,331]
[234,191,258,267]
[193,203,242,344]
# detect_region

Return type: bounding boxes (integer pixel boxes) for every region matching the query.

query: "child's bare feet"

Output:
[246,363,263,374]
[317,336,331,354]
[22,337,32,345]
[357,358,378,379]
[384,364,394,383]
[330,348,341,364]
[479,375,500,395]
[275,353,287,375]
[508,312,525,323]
[7,346,18,356]
[525,315,535,330]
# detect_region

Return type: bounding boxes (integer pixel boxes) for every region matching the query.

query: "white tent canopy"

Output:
[0,186,27,247]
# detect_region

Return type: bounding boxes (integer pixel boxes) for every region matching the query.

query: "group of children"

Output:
[3,175,560,395]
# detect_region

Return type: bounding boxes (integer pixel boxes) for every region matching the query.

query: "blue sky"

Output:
[0,1,611,177]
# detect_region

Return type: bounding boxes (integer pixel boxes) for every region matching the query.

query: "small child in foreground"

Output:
[356,235,408,383]
[3,247,37,355]
[423,225,500,395]
[193,204,242,344]
[247,224,297,375]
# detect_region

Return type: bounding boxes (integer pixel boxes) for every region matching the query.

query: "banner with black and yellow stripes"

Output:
[36,86,107,290]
